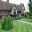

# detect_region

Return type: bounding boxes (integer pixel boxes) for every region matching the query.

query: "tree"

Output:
[29,0,32,15]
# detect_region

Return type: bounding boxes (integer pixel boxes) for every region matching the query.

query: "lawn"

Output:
[20,18,32,23]
[0,19,32,32]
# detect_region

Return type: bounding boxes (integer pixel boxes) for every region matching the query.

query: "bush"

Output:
[24,12,30,18]
[29,16,32,19]
[1,21,13,30]
[24,12,32,19]
[1,16,13,31]
[13,15,22,20]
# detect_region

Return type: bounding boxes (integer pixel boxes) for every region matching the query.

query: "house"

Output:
[0,0,25,19]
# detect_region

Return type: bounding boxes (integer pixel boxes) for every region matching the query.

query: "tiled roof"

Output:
[0,1,14,10]
[0,1,25,11]
[14,4,25,11]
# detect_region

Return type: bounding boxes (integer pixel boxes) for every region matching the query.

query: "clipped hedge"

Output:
[1,16,13,31]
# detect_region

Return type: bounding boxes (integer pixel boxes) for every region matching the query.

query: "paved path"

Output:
[15,20,32,25]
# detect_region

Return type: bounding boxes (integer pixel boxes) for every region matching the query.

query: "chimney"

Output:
[7,0,9,3]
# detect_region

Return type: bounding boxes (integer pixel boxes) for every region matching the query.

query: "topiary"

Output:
[1,16,13,31]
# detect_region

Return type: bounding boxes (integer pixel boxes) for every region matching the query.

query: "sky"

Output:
[2,0,29,9]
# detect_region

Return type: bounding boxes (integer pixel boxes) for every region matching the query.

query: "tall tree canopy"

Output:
[29,0,32,15]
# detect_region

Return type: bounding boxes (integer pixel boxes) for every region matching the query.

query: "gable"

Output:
[11,7,17,15]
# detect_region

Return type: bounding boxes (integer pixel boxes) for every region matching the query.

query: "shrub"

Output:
[24,12,30,18]
[1,21,13,30]
[13,15,22,20]
[1,16,13,31]
[29,16,32,19]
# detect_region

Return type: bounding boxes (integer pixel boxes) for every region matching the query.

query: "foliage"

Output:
[29,0,32,18]
[3,16,13,21]
[29,0,31,2]
[24,12,30,18]
[26,0,32,18]
[24,12,32,19]
[29,3,32,13]
[29,0,32,15]
[13,15,22,20]
[30,16,32,19]
[1,16,13,31]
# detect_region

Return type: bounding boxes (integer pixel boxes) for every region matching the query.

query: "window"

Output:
[17,11,21,14]
[21,14,24,16]
[9,10,12,14]
[13,8,16,14]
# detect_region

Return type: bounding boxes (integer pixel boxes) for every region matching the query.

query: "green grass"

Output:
[0,18,32,32]
[13,21,32,32]
[20,18,32,23]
